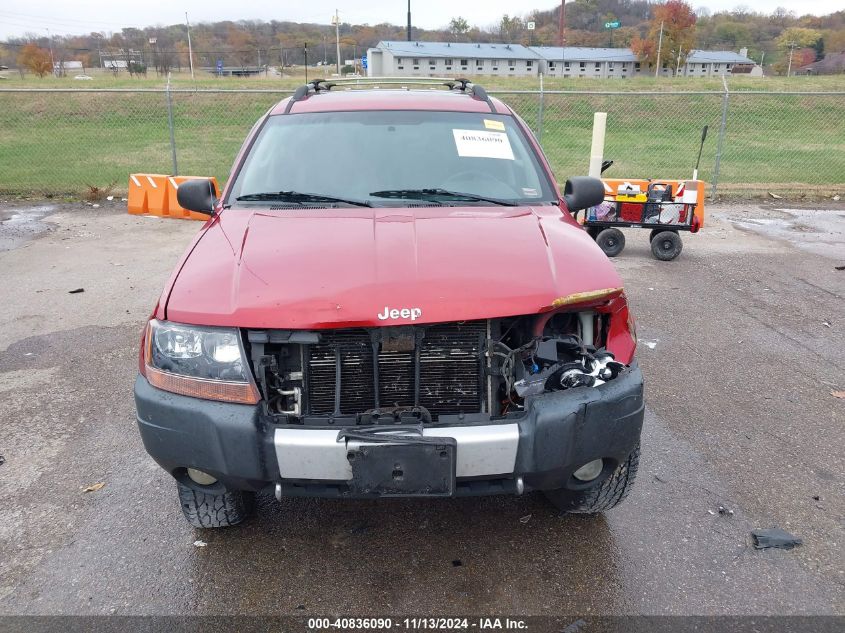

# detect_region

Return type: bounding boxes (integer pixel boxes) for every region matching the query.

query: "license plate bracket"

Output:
[348,438,456,497]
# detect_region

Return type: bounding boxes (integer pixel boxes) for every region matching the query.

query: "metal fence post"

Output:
[711,77,729,199]
[537,73,545,144]
[165,77,178,175]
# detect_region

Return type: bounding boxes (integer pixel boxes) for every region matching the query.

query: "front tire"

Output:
[544,444,640,515]
[177,481,256,528]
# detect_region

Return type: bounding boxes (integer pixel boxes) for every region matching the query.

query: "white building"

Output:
[367,42,758,79]
[531,47,642,78]
[366,41,540,78]
[681,48,761,77]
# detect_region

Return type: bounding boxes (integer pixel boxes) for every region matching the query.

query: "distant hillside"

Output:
[2,1,843,75]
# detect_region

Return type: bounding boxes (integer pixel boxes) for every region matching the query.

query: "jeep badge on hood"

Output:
[378,306,423,321]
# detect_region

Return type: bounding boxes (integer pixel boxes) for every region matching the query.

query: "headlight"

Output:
[144,320,259,404]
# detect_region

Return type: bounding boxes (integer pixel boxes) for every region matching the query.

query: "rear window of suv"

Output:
[226,110,556,206]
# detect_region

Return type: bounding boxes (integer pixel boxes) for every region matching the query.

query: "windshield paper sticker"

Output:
[453,129,515,160]
[483,119,506,131]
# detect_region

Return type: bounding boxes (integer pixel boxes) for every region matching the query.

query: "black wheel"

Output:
[595,228,625,257]
[650,230,683,261]
[648,229,662,242]
[544,444,640,515]
[177,481,256,528]
[586,226,601,240]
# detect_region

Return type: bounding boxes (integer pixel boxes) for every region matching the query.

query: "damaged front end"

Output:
[489,300,635,416]
[247,293,638,425]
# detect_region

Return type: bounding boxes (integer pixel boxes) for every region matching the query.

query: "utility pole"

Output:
[559,1,566,77]
[332,9,341,74]
[787,41,796,77]
[676,47,682,75]
[407,0,412,42]
[558,1,565,46]
[185,12,195,79]
[304,42,308,83]
[654,20,664,78]
[94,33,103,68]
[46,28,55,76]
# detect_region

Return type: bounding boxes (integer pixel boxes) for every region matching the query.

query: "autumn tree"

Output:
[632,0,697,73]
[449,17,469,40]
[17,43,52,77]
[775,27,822,51]
[498,15,523,43]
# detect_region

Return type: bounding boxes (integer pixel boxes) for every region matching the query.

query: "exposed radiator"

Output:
[306,321,487,418]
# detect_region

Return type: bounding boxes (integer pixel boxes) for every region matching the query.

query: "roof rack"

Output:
[284,76,496,114]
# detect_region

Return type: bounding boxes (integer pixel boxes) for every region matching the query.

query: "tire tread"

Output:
[545,444,640,515]
[177,482,255,528]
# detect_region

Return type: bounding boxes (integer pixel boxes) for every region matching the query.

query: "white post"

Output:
[588,112,607,177]
[654,20,664,78]
[334,9,341,75]
[186,12,195,80]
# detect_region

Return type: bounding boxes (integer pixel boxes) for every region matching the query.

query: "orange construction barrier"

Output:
[600,178,705,228]
[127,174,220,221]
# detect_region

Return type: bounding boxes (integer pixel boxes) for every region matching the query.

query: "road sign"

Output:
[216,59,223,70]
[604,20,621,29]
[527,21,535,30]
[361,55,368,69]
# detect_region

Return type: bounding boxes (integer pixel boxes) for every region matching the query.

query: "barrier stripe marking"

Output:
[146,176,157,188]
[168,177,178,189]
[130,175,141,187]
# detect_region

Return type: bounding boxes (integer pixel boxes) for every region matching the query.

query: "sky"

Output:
[1,1,841,39]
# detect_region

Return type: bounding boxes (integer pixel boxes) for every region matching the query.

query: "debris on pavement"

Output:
[0,454,5,466]
[833,195,841,201]
[519,514,532,524]
[751,528,802,550]
[68,288,85,294]
[822,320,832,328]
[193,540,208,548]
[106,196,114,201]
[718,505,734,516]
[831,390,845,399]
[768,192,783,199]
[835,265,845,271]
[82,482,105,493]
[639,339,659,349]
[451,559,463,567]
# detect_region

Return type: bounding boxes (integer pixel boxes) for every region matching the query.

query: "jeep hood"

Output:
[164,207,623,328]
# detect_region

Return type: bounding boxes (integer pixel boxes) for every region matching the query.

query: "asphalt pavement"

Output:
[0,200,842,616]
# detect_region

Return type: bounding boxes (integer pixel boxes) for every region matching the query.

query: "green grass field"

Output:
[1,70,843,198]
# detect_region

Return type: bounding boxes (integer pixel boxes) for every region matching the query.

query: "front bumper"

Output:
[134,363,644,497]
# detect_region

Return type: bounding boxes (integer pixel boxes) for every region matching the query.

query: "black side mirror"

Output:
[176,179,217,215]
[562,176,605,213]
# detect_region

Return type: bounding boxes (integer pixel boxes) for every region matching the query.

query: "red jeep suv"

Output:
[134,79,644,528]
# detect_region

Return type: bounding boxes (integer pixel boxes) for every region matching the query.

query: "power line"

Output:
[0,9,149,29]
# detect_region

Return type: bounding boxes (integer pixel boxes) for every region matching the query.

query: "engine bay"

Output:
[247,310,628,424]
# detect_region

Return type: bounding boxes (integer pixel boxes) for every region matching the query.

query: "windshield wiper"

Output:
[369,188,515,207]
[236,190,372,207]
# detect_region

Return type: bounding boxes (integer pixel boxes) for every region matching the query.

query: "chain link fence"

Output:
[1,87,843,197]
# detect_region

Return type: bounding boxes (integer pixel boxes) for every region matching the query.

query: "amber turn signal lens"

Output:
[144,365,260,404]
